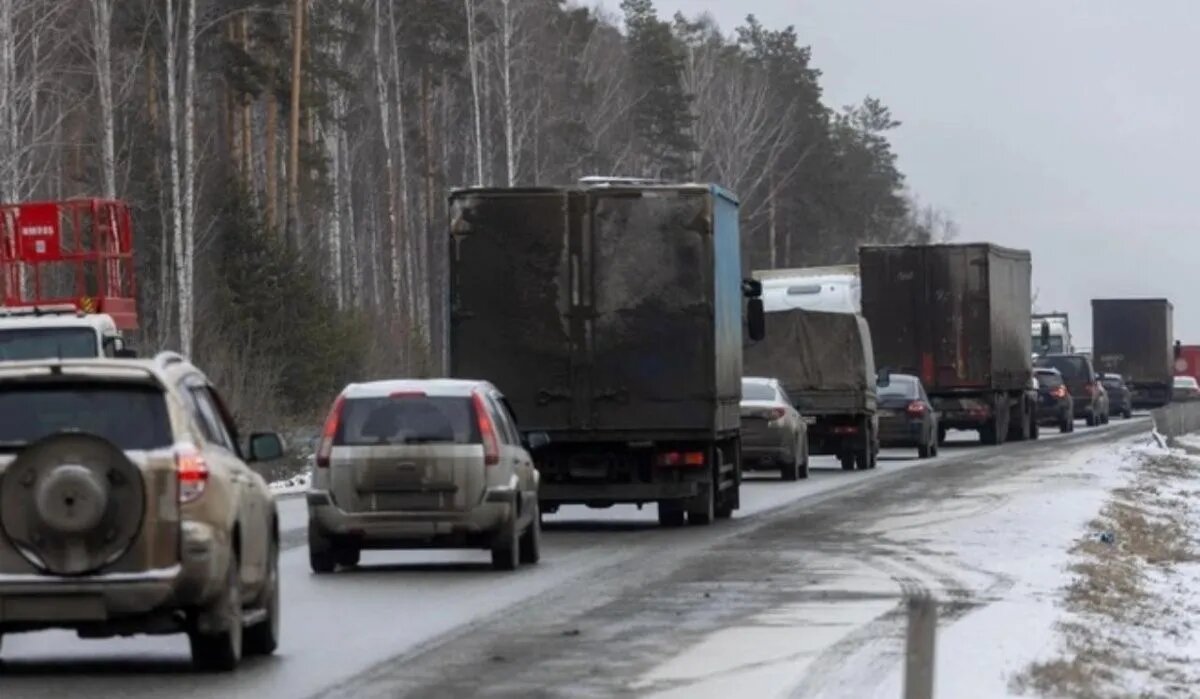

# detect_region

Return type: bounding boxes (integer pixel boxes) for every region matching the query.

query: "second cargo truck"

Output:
[1091,298,1178,409]
[860,243,1037,445]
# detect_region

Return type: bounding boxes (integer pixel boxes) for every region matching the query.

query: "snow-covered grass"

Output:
[1012,438,1200,697]
[269,462,311,496]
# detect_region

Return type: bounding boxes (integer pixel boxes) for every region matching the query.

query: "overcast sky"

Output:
[601,0,1199,344]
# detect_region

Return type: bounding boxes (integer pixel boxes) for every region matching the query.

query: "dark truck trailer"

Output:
[744,309,878,470]
[859,243,1037,445]
[448,183,758,527]
[1091,298,1177,409]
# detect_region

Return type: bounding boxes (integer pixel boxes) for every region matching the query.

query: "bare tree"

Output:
[464,0,483,185]
[287,0,305,244]
[89,0,116,197]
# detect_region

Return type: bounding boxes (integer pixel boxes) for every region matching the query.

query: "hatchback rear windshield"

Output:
[0,383,171,450]
[1101,377,1123,389]
[0,328,97,361]
[1036,371,1064,388]
[741,382,777,401]
[336,395,480,446]
[1035,356,1089,380]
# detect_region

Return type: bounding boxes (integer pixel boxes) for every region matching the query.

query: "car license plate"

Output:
[2,595,105,622]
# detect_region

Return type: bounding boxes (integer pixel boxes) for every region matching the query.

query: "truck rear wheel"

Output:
[658,501,685,527]
[839,453,855,471]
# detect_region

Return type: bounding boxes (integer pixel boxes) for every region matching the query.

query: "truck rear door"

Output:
[449,191,575,432]
[926,246,991,389]
[587,189,713,432]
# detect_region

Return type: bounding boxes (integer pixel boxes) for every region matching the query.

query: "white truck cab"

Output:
[754,265,861,314]
[0,305,131,360]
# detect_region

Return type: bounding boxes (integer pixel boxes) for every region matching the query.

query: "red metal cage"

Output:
[0,199,138,329]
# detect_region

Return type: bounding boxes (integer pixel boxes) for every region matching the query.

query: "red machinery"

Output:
[0,199,137,329]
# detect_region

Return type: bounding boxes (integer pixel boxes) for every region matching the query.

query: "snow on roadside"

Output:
[270,455,312,495]
[867,437,1151,699]
[1010,437,1200,698]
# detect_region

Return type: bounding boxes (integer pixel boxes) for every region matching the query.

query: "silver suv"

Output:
[306,379,542,572]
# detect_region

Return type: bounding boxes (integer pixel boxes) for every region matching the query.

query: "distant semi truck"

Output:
[1091,298,1178,409]
[1032,312,1072,355]
[753,265,860,314]
[860,243,1037,446]
[447,180,765,527]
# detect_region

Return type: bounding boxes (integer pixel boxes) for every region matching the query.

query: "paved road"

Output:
[0,418,1149,698]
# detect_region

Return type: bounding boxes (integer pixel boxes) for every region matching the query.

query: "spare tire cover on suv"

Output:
[1,433,146,575]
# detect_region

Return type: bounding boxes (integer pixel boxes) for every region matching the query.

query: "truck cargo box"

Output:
[743,308,876,414]
[859,243,1032,394]
[1091,298,1175,407]
[448,184,743,439]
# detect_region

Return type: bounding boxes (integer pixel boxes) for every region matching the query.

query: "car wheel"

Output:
[490,517,520,571]
[519,500,541,565]
[799,448,811,480]
[1060,415,1072,433]
[244,538,280,657]
[781,445,801,482]
[918,440,932,459]
[189,553,244,672]
[335,547,360,568]
[657,501,686,527]
[937,426,948,446]
[308,524,336,574]
[1086,412,1098,427]
[1125,409,1132,419]
[839,453,855,471]
[1030,414,1040,440]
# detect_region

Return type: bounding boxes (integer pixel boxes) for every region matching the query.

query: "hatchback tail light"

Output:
[472,391,500,466]
[315,394,346,468]
[763,407,787,422]
[176,444,209,504]
[906,401,928,417]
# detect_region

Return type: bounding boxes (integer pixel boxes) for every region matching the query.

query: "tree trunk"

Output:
[164,0,186,352]
[373,0,403,340]
[180,0,198,356]
[464,0,483,185]
[500,0,516,186]
[91,0,116,197]
[265,94,278,231]
[386,1,414,344]
[286,0,305,247]
[239,13,253,191]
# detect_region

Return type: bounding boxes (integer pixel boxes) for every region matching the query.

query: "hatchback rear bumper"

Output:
[307,489,516,547]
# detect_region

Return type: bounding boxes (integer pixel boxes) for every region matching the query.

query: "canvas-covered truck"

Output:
[447,180,765,527]
[1092,298,1177,409]
[0,199,138,359]
[860,243,1036,446]
[744,308,878,470]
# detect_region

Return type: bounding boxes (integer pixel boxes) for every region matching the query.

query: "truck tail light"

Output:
[316,394,346,468]
[656,451,706,467]
[176,444,209,504]
[472,392,500,466]
[832,425,859,435]
[906,401,928,417]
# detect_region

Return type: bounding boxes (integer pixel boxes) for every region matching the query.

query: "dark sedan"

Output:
[1035,367,1074,433]
[876,373,939,459]
[1100,373,1133,419]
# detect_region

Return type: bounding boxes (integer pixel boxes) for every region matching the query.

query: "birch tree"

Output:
[464,0,483,185]
[90,0,116,198]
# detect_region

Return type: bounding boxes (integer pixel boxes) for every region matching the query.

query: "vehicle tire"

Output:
[839,453,855,471]
[1086,412,1098,427]
[658,501,686,527]
[980,422,999,445]
[308,525,336,574]
[335,547,360,568]
[931,439,939,457]
[519,501,541,565]
[1124,409,1132,419]
[490,518,520,571]
[715,485,736,520]
[918,440,932,459]
[1029,411,1040,440]
[781,447,801,482]
[937,426,948,446]
[244,538,280,657]
[189,553,244,672]
[798,446,811,480]
[687,489,715,526]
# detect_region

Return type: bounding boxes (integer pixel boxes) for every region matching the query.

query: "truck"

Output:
[753,265,860,314]
[1091,298,1177,409]
[0,199,138,358]
[859,243,1037,445]
[1174,344,1200,385]
[447,180,765,527]
[1032,311,1072,355]
[744,308,878,470]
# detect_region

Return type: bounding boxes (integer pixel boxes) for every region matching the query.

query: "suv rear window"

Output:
[336,395,480,446]
[0,383,171,450]
[0,328,97,360]
[1035,356,1089,380]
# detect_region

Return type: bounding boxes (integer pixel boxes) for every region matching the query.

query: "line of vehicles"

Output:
[0,185,1189,672]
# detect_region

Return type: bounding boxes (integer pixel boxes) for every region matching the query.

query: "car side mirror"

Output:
[747,298,765,342]
[248,432,287,462]
[524,431,551,451]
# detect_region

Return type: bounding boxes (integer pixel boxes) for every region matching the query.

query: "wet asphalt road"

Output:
[0,417,1149,698]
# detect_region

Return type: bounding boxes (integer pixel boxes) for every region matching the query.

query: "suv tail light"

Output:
[1051,385,1068,399]
[763,407,787,422]
[1084,382,1097,397]
[177,444,209,504]
[472,392,500,466]
[906,400,928,417]
[316,394,346,468]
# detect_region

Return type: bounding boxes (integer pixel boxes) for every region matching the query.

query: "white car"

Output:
[1173,375,1200,402]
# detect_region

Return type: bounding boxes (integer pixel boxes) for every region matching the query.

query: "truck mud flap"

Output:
[539,482,701,505]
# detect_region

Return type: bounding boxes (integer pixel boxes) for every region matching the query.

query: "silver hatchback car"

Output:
[306,379,541,572]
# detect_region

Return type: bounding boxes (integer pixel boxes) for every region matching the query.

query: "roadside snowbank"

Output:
[270,455,312,495]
